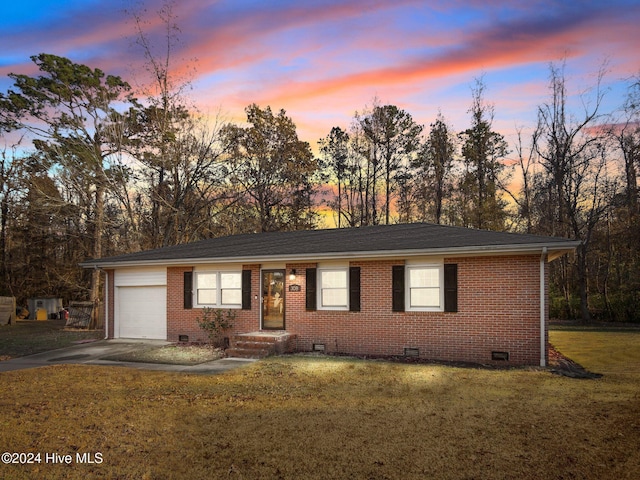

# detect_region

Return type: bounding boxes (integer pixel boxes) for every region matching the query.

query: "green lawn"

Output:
[0,330,638,479]
[550,327,640,374]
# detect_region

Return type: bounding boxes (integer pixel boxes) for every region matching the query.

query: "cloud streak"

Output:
[1,0,639,144]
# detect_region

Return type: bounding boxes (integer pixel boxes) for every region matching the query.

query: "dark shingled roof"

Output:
[81,223,580,267]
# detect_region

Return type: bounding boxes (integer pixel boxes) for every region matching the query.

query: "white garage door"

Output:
[117,286,167,339]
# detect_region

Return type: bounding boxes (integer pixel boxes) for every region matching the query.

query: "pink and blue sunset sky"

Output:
[2,0,640,150]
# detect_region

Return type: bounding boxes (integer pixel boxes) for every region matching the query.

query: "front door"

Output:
[261,270,285,330]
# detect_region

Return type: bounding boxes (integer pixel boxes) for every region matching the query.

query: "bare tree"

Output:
[0,139,25,292]
[615,77,640,216]
[533,60,613,321]
[502,126,538,233]
[593,75,640,321]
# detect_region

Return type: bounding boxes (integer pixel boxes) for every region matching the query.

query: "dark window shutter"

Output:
[392,265,405,312]
[241,269,252,310]
[183,271,193,310]
[306,268,317,311]
[444,263,458,312]
[349,267,361,312]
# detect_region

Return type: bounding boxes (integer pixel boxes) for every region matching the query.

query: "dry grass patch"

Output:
[0,320,103,360]
[550,328,640,375]
[104,344,224,365]
[1,350,639,480]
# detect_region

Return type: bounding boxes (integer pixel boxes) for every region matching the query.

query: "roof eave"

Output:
[80,241,580,269]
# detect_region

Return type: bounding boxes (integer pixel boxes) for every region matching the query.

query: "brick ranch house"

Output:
[81,223,579,366]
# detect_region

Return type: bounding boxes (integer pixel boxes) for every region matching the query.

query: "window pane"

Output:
[221,289,242,305]
[221,273,241,289]
[197,273,217,289]
[321,270,347,288]
[409,268,439,288]
[322,289,348,307]
[410,288,440,307]
[198,289,217,305]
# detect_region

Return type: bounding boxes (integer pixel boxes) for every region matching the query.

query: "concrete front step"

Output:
[227,332,297,359]
[226,347,273,359]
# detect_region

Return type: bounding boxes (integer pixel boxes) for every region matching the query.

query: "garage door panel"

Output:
[114,268,166,287]
[117,286,166,339]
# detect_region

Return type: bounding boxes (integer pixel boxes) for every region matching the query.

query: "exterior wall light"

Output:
[289,269,296,281]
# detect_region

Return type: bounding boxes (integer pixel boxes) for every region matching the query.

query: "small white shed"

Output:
[27,297,63,320]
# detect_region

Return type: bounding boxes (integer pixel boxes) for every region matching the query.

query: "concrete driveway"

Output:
[0,339,256,374]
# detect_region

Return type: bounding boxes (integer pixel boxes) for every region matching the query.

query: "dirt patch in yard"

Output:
[104,343,224,365]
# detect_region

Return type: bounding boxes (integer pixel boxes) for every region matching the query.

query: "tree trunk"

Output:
[90,183,104,329]
[385,151,391,225]
[576,244,592,322]
[0,195,7,287]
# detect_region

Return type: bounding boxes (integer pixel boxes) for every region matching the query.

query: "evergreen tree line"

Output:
[0,54,638,322]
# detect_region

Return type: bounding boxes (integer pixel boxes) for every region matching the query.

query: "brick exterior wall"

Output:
[107,254,548,366]
[165,265,261,343]
[286,256,546,366]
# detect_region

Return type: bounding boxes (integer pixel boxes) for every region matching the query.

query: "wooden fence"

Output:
[65,302,94,329]
[0,297,16,325]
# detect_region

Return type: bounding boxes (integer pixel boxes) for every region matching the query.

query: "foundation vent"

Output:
[491,351,509,361]
[178,335,189,342]
[312,343,325,352]
[404,347,420,357]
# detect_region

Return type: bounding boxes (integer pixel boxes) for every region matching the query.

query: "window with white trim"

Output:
[195,271,242,308]
[318,268,349,310]
[407,265,443,311]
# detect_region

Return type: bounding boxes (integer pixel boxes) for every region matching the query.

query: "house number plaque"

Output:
[288,284,301,292]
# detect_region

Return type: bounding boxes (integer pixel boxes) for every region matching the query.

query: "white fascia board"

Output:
[81,241,581,269]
